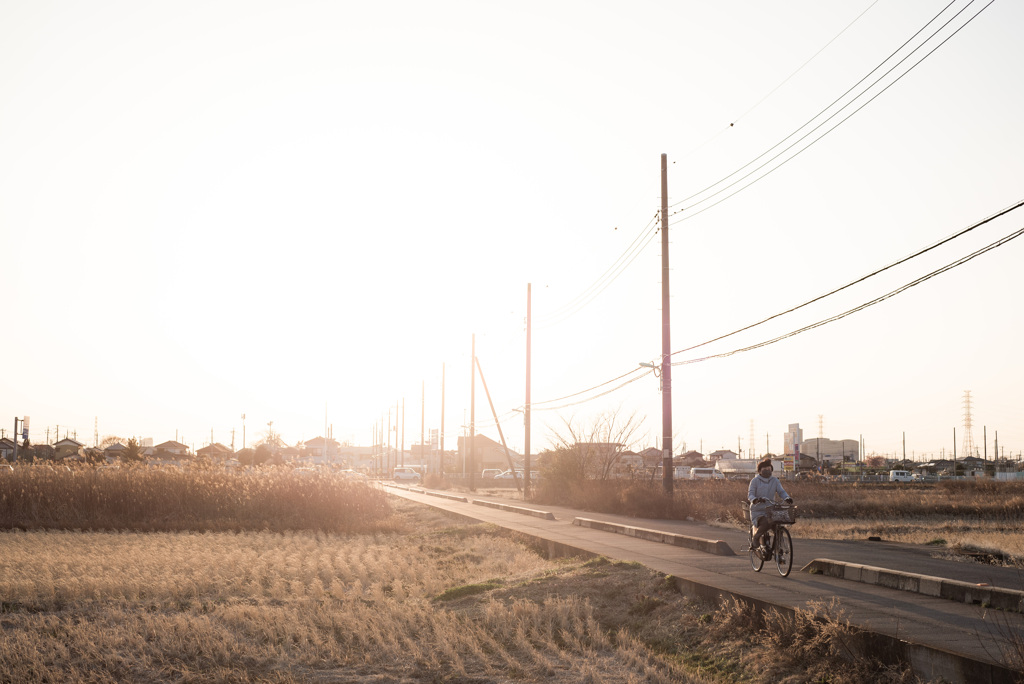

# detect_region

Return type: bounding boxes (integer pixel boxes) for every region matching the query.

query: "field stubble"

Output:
[0,489,916,683]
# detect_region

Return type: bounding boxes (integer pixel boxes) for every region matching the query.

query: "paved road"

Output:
[385,484,1024,684]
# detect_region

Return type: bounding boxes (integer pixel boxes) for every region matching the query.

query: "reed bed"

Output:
[0,465,389,533]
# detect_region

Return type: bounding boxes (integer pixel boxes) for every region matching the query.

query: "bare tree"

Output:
[546,409,646,481]
[98,435,125,449]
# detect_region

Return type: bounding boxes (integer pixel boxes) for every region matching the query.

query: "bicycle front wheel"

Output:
[775,526,793,577]
[749,529,767,572]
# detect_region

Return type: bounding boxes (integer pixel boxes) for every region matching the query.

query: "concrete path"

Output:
[385,484,1024,684]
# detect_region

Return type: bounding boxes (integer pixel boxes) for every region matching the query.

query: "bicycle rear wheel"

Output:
[748,528,764,572]
[774,526,793,577]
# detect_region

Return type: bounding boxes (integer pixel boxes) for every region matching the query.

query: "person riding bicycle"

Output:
[748,459,793,556]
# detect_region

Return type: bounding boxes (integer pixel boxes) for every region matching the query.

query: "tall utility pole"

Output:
[525,283,532,500]
[440,363,445,478]
[660,153,674,495]
[420,381,425,472]
[470,334,476,489]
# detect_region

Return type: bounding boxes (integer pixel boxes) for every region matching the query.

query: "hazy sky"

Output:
[3,1,1022,461]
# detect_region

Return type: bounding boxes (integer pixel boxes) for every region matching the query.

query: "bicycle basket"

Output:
[766,504,797,524]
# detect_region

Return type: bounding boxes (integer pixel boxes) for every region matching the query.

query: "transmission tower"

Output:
[818,415,824,439]
[749,420,755,460]
[961,391,977,459]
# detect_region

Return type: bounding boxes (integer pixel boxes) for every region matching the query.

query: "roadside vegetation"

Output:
[0,464,389,534]
[0,496,917,683]
[518,476,1024,562]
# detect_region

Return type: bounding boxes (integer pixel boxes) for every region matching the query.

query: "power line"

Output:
[531,1,990,335]
[668,197,1024,360]
[675,1,882,163]
[527,368,654,414]
[533,212,660,327]
[529,365,653,410]
[668,0,991,223]
[522,199,1024,413]
[670,222,1024,366]
[730,0,882,128]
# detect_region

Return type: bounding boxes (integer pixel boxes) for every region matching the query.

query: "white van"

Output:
[689,467,724,480]
[888,470,912,483]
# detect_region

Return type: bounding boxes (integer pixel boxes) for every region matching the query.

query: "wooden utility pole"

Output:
[525,283,532,500]
[470,334,476,490]
[440,363,445,478]
[660,153,674,495]
[420,381,425,471]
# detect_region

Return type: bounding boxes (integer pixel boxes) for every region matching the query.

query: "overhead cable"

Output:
[534,212,660,327]
[671,222,1024,366]
[668,0,991,223]
[668,197,1024,360]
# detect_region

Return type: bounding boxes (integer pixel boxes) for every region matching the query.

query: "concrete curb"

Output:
[472,499,556,520]
[803,559,1024,612]
[423,490,470,503]
[573,517,736,556]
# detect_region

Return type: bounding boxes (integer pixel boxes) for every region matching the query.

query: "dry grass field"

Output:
[0,468,918,683]
[6,467,1022,682]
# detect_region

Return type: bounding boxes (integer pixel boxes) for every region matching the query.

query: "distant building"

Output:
[709,449,738,461]
[153,440,190,457]
[801,437,859,464]
[675,450,705,466]
[104,442,128,462]
[458,433,522,473]
[784,424,803,456]
[638,447,663,468]
[54,437,85,460]
[301,437,340,464]
[196,443,234,461]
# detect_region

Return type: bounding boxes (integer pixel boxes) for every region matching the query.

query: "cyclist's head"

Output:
[757,459,773,476]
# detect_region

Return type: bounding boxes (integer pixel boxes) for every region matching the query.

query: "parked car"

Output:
[392,467,422,483]
[494,470,522,480]
[481,469,503,479]
[889,470,913,483]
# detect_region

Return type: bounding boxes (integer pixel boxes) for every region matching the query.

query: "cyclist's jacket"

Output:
[748,474,790,524]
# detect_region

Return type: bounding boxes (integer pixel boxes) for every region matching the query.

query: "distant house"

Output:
[637,447,663,468]
[708,449,738,462]
[54,438,85,460]
[675,450,705,466]
[0,437,15,461]
[301,437,340,464]
[616,450,645,473]
[104,442,128,462]
[196,443,233,461]
[153,440,190,457]
[458,434,521,473]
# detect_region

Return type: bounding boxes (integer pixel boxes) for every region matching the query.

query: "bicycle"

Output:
[742,499,797,577]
